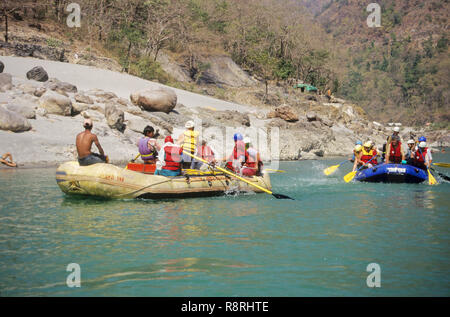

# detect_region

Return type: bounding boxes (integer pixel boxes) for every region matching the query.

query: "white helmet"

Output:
[419,141,426,148]
[393,127,400,132]
[407,139,415,144]
[185,120,194,128]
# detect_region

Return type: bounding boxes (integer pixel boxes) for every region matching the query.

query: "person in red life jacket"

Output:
[241,137,263,177]
[224,133,246,173]
[155,135,183,176]
[413,140,432,171]
[137,126,160,164]
[385,135,405,164]
[196,140,216,170]
[354,141,378,171]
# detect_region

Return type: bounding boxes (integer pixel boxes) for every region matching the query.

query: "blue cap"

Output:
[418,136,426,142]
[234,133,243,142]
[355,140,363,145]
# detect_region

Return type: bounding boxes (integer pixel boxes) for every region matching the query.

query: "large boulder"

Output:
[6,100,36,119]
[26,66,49,82]
[130,87,177,113]
[0,61,4,73]
[39,91,72,116]
[0,73,12,89]
[0,106,32,132]
[74,93,94,104]
[267,105,299,122]
[104,103,125,132]
[44,78,77,94]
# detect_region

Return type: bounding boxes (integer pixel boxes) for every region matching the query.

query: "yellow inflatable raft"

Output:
[56,161,272,199]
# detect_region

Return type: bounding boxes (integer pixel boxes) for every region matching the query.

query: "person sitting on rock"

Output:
[0,152,17,167]
[241,137,263,177]
[76,118,108,166]
[155,136,183,176]
[385,135,405,164]
[412,139,432,171]
[138,125,160,164]
[196,140,216,170]
[177,120,199,169]
[354,141,378,171]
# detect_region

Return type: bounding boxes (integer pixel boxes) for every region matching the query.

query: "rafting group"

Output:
[325,127,447,185]
[76,118,263,177]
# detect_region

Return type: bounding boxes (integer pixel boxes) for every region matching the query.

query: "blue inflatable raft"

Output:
[354,164,428,183]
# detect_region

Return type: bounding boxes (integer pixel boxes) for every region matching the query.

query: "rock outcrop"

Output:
[26,66,48,82]
[39,91,72,116]
[104,103,125,132]
[267,105,299,122]
[0,107,32,132]
[45,78,78,94]
[6,100,36,119]
[130,87,177,113]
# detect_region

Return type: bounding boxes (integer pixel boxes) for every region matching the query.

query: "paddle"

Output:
[131,153,141,163]
[265,168,286,173]
[433,163,450,168]
[417,151,437,185]
[182,151,294,200]
[431,168,450,182]
[343,155,377,183]
[324,160,348,176]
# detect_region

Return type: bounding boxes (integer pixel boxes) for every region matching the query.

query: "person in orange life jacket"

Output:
[196,140,216,170]
[155,135,183,176]
[354,141,378,171]
[385,135,406,164]
[412,139,432,171]
[177,120,199,169]
[137,126,160,164]
[241,137,263,177]
[224,133,246,173]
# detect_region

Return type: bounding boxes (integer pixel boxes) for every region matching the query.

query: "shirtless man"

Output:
[0,152,17,167]
[76,119,107,166]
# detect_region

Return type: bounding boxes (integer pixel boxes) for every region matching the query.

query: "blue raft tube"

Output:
[354,163,428,184]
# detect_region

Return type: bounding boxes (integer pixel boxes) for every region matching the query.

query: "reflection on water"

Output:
[0,158,449,296]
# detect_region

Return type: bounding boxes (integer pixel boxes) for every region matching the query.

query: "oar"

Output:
[131,153,141,163]
[323,160,348,176]
[265,168,286,173]
[418,150,438,185]
[182,151,294,200]
[343,155,377,183]
[433,163,450,168]
[431,168,450,182]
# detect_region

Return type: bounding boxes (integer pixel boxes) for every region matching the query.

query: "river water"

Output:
[0,154,449,296]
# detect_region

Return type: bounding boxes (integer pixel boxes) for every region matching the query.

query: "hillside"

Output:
[1,0,449,128]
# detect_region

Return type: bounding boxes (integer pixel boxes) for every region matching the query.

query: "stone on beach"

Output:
[130,87,177,114]
[0,106,32,132]
[26,66,49,82]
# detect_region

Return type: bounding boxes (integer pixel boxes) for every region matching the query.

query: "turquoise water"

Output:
[0,154,449,296]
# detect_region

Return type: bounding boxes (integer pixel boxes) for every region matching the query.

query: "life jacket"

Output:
[360,148,378,165]
[245,147,259,168]
[198,145,214,162]
[226,140,247,172]
[414,147,428,164]
[162,145,183,171]
[182,130,199,154]
[388,142,402,163]
[138,137,157,161]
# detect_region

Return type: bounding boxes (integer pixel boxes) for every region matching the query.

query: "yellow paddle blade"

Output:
[323,164,339,176]
[343,171,357,183]
[265,168,286,173]
[428,169,438,185]
[433,163,450,168]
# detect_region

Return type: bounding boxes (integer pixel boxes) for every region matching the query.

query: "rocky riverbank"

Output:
[0,57,448,168]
